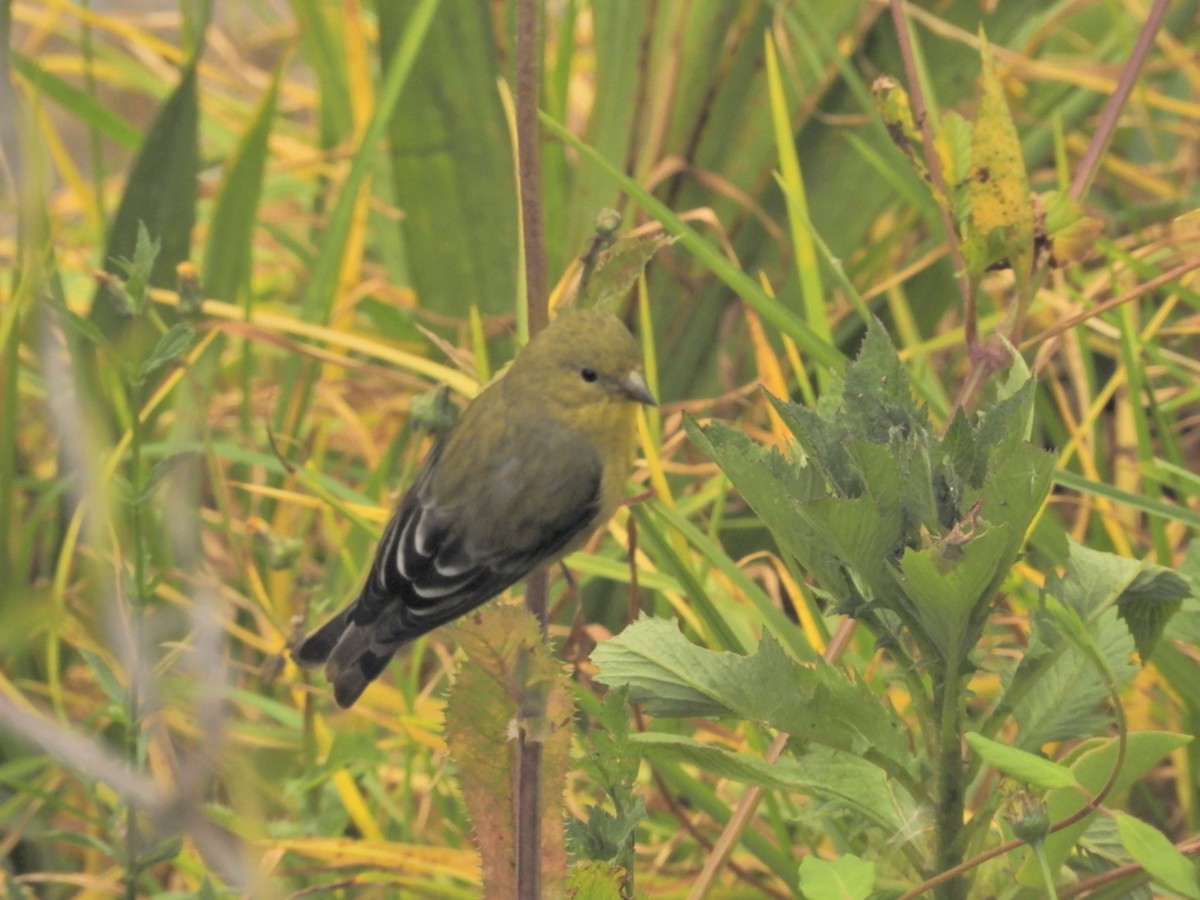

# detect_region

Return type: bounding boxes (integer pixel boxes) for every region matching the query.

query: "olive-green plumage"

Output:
[294,309,655,707]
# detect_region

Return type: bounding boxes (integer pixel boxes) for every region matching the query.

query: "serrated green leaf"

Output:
[1049,539,1190,661]
[445,604,572,898]
[978,442,1055,554]
[567,797,645,864]
[840,318,921,442]
[633,736,915,837]
[564,860,626,900]
[593,618,912,777]
[138,323,195,382]
[896,524,1011,661]
[965,732,1078,789]
[1011,608,1137,750]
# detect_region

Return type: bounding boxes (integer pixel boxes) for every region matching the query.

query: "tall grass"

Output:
[2,0,1198,896]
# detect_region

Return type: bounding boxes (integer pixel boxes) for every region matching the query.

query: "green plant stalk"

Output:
[931,657,966,900]
[0,304,16,607]
[79,0,107,236]
[1116,303,1172,564]
[1033,842,1060,900]
[124,376,146,900]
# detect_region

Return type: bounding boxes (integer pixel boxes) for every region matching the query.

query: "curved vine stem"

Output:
[899,622,1129,899]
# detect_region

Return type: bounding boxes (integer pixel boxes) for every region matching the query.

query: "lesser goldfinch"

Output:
[293,309,656,707]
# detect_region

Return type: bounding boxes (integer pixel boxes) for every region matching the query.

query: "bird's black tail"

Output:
[292,602,397,708]
[292,604,354,667]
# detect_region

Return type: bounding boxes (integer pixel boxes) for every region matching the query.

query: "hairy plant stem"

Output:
[932,660,965,900]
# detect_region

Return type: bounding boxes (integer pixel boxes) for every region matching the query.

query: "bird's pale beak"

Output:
[622,370,657,406]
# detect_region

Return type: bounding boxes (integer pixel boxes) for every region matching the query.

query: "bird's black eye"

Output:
[580,367,598,383]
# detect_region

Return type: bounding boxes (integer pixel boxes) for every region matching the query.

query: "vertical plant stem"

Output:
[78,0,107,235]
[932,661,966,900]
[124,380,146,900]
[515,1,546,897]
[1068,0,1170,203]
[516,0,548,337]
[887,0,975,352]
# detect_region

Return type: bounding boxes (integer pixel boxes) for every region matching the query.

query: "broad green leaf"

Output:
[961,32,1033,280]
[1003,540,1183,752]
[976,442,1056,560]
[1016,731,1194,886]
[964,732,1078,790]
[977,369,1036,454]
[634,732,809,793]
[380,0,515,318]
[91,60,199,335]
[797,854,876,900]
[1011,608,1137,750]
[1113,812,1200,899]
[592,617,912,778]
[1050,539,1190,661]
[202,60,282,302]
[897,524,1012,662]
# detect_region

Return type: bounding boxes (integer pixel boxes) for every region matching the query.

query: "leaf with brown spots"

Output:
[961,31,1034,284]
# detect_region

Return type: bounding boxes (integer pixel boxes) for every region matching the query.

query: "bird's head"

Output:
[509,309,657,414]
